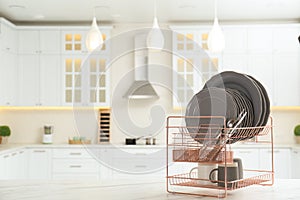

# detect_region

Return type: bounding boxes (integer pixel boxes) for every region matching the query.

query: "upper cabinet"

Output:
[247,26,273,53]
[273,25,300,54]
[171,27,222,108]
[0,20,18,53]
[222,24,300,106]
[18,29,61,54]
[61,30,88,54]
[172,24,300,108]
[0,19,18,106]
[61,29,110,54]
[61,28,111,107]
[18,28,61,106]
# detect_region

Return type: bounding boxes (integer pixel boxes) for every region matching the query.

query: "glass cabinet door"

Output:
[62,31,87,54]
[64,57,83,104]
[88,56,110,106]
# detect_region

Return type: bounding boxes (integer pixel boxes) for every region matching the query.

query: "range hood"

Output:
[123,34,158,99]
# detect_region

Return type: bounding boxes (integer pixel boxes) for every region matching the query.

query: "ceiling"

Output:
[0,0,300,24]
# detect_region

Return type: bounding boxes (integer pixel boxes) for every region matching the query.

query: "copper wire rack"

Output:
[166,116,274,198]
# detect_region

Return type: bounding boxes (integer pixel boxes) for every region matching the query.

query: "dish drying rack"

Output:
[166,116,274,198]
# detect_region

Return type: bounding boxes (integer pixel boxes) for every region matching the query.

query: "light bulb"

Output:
[86,17,103,52]
[207,17,225,53]
[147,17,164,50]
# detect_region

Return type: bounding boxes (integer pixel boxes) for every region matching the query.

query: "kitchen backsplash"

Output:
[0,108,299,145]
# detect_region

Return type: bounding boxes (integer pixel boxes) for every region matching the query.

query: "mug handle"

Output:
[189,167,198,178]
[209,168,218,183]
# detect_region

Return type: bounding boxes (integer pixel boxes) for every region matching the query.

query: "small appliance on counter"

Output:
[43,125,53,144]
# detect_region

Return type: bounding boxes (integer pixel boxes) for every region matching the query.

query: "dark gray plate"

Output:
[246,75,270,126]
[203,71,263,127]
[185,87,238,144]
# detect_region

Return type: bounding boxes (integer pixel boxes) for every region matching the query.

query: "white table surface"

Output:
[0,179,299,200]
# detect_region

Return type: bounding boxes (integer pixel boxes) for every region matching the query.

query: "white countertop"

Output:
[1,143,300,154]
[0,179,299,200]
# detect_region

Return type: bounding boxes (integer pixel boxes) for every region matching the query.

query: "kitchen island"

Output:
[0,179,299,200]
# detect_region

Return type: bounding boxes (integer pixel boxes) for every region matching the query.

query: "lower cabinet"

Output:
[52,148,99,181]
[98,149,113,181]
[233,148,260,169]
[291,149,300,179]
[27,148,52,180]
[0,146,295,181]
[260,148,291,179]
[109,148,166,181]
[233,147,291,179]
[0,149,27,180]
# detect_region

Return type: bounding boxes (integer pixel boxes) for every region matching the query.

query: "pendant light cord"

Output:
[214,0,217,19]
[93,0,96,18]
[154,0,157,18]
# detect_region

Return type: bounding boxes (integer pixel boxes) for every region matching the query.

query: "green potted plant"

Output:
[294,125,300,144]
[0,126,11,144]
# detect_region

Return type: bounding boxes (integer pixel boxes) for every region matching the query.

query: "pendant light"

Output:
[86,8,103,52]
[147,0,164,50]
[207,0,225,53]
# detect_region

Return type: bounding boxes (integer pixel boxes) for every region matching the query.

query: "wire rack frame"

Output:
[166,115,274,198]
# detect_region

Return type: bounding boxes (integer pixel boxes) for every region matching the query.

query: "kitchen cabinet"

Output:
[17,149,27,179]
[52,148,99,180]
[173,24,300,108]
[0,50,18,106]
[273,26,300,54]
[233,147,291,179]
[0,19,18,53]
[223,26,247,54]
[0,154,4,179]
[291,149,300,178]
[39,55,61,106]
[18,54,61,106]
[171,27,220,108]
[247,54,274,105]
[0,19,18,106]
[27,148,52,180]
[18,55,40,106]
[62,55,110,106]
[61,28,111,107]
[0,149,27,180]
[233,148,260,169]
[98,149,113,180]
[110,148,166,180]
[61,30,88,54]
[247,27,273,54]
[274,54,300,106]
[260,148,291,179]
[18,29,61,106]
[18,29,60,54]
[0,153,10,179]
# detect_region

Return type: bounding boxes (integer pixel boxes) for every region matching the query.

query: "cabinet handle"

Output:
[70,153,82,156]
[293,151,299,154]
[19,151,24,154]
[11,153,17,156]
[238,151,252,154]
[3,155,9,158]
[33,150,46,153]
[6,47,10,51]
[135,165,147,168]
[270,150,280,153]
[69,165,82,168]
[135,153,147,156]
[6,102,10,105]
